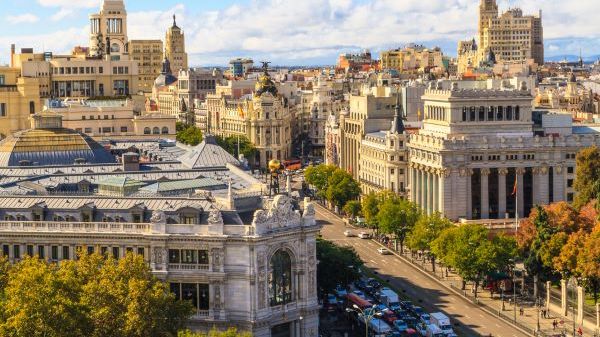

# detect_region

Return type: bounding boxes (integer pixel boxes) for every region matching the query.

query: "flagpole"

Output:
[515,180,518,234]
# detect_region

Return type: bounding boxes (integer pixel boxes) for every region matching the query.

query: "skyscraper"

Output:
[165,15,188,72]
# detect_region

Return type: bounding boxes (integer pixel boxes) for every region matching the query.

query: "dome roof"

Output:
[0,128,115,166]
[254,61,278,97]
[154,57,178,88]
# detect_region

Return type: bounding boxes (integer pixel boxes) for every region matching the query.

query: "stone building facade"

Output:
[408,83,600,221]
[130,40,163,93]
[0,66,41,139]
[165,15,188,73]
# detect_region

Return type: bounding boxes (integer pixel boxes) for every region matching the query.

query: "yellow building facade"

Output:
[130,40,163,93]
[380,45,445,75]
[165,16,188,73]
[0,66,41,138]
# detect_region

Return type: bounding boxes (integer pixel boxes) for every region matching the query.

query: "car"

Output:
[393,319,409,332]
[419,313,431,325]
[415,323,427,336]
[400,301,413,310]
[367,278,382,289]
[358,232,371,239]
[411,305,425,317]
[377,247,392,255]
[325,294,337,311]
[352,290,366,298]
[334,285,348,298]
[403,316,418,329]
[344,230,355,237]
[401,328,419,336]
[354,280,367,290]
[446,333,458,337]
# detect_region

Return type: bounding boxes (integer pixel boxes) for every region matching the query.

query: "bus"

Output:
[282,159,301,171]
[346,293,373,310]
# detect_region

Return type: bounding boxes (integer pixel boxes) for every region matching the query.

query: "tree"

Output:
[406,212,452,270]
[554,230,588,278]
[343,200,362,219]
[215,135,257,162]
[316,239,363,294]
[361,192,381,228]
[376,196,421,253]
[325,169,361,210]
[577,224,600,304]
[431,224,516,297]
[178,328,252,337]
[304,164,337,198]
[176,125,203,146]
[0,253,194,337]
[573,146,600,209]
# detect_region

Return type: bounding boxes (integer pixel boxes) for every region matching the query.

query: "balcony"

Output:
[168,263,209,271]
[0,221,152,234]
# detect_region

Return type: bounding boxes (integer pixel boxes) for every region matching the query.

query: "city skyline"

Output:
[1,0,599,66]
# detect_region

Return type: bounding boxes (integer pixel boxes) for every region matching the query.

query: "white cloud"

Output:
[6,13,39,24]
[37,0,100,8]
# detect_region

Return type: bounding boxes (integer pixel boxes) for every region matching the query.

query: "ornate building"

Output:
[165,15,188,73]
[130,40,164,93]
[89,0,128,58]
[408,82,600,221]
[380,44,445,75]
[206,64,293,167]
[458,0,544,75]
[0,65,41,139]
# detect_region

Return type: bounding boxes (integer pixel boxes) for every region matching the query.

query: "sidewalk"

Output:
[378,241,598,337]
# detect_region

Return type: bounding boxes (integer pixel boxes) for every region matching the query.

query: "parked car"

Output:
[415,323,428,336]
[411,305,425,317]
[401,328,419,337]
[393,319,409,332]
[354,280,367,290]
[325,294,337,311]
[367,278,382,289]
[400,301,413,310]
[344,230,355,237]
[377,247,392,255]
[358,232,371,239]
[352,290,366,298]
[334,285,348,298]
[420,313,431,325]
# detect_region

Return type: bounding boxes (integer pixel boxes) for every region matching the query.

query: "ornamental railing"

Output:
[0,221,152,233]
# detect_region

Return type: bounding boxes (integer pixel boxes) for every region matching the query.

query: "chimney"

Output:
[122,152,140,171]
[10,44,15,67]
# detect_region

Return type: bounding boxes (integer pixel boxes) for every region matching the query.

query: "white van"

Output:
[425,324,445,337]
[430,312,454,335]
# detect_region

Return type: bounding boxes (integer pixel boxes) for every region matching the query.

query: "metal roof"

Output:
[140,177,226,193]
[179,137,240,169]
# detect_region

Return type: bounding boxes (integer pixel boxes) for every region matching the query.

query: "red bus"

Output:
[346,293,373,310]
[283,159,301,171]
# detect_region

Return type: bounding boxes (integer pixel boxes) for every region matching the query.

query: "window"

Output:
[169,249,180,263]
[391,169,395,174]
[62,246,70,260]
[51,246,58,261]
[87,246,94,255]
[497,106,504,121]
[29,101,35,114]
[99,67,103,74]
[110,43,120,53]
[144,127,151,134]
[478,106,485,121]
[161,126,169,134]
[137,247,144,256]
[0,75,4,85]
[506,106,513,120]
[120,126,128,132]
[152,127,160,135]
[2,245,8,257]
[0,103,6,117]
[567,166,574,174]
[515,106,520,120]
[269,250,292,306]
[488,106,495,121]
[567,179,574,188]
[567,193,574,202]
[38,246,45,259]
[469,107,476,121]
[462,107,467,121]
[112,247,120,259]
[26,245,34,257]
[13,245,20,259]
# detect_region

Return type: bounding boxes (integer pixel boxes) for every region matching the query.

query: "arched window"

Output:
[161,126,169,134]
[110,43,120,53]
[269,250,292,306]
[144,127,151,134]
[152,127,160,134]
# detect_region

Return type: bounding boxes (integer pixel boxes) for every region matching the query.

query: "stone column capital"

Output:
[516,167,526,175]
[480,168,491,176]
[498,167,509,176]
[555,165,563,174]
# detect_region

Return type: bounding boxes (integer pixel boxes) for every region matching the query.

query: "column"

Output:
[433,172,439,213]
[561,279,568,316]
[554,165,565,202]
[438,170,446,215]
[465,168,473,219]
[480,168,490,219]
[427,171,433,215]
[420,168,426,211]
[411,166,416,202]
[516,167,525,218]
[498,168,507,219]
[539,166,550,205]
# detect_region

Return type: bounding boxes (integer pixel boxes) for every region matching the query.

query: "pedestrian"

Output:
[519,307,524,316]
[542,309,546,318]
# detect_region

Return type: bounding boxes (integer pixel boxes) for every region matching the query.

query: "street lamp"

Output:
[509,259,517,323]
[346,304,382,337]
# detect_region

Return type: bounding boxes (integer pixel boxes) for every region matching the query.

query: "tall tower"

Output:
[478,0,498,49]
[165,15,188,72]
[89,0,128,58]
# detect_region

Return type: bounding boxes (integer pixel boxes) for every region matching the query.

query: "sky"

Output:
[1,0,599,66]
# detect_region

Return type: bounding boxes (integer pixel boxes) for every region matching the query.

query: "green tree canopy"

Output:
[176,125,203,146]
[376,196,421,252]
[325,169,361,210]
[406,212,453,253]
[573,146,600,209]
[215,135,257,161]
[304,164,337,195]
[0,253,193,337]
[361,192,381,226]
[316,238,363,294]
[343,200,362,219]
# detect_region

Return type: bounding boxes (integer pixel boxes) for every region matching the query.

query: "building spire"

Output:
[390,90,405,134]
[172,14,177,28]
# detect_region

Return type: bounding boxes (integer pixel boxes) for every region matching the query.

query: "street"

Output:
[316,204,529,337]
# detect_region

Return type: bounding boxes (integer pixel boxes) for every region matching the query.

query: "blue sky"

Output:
[1,0,599,66]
